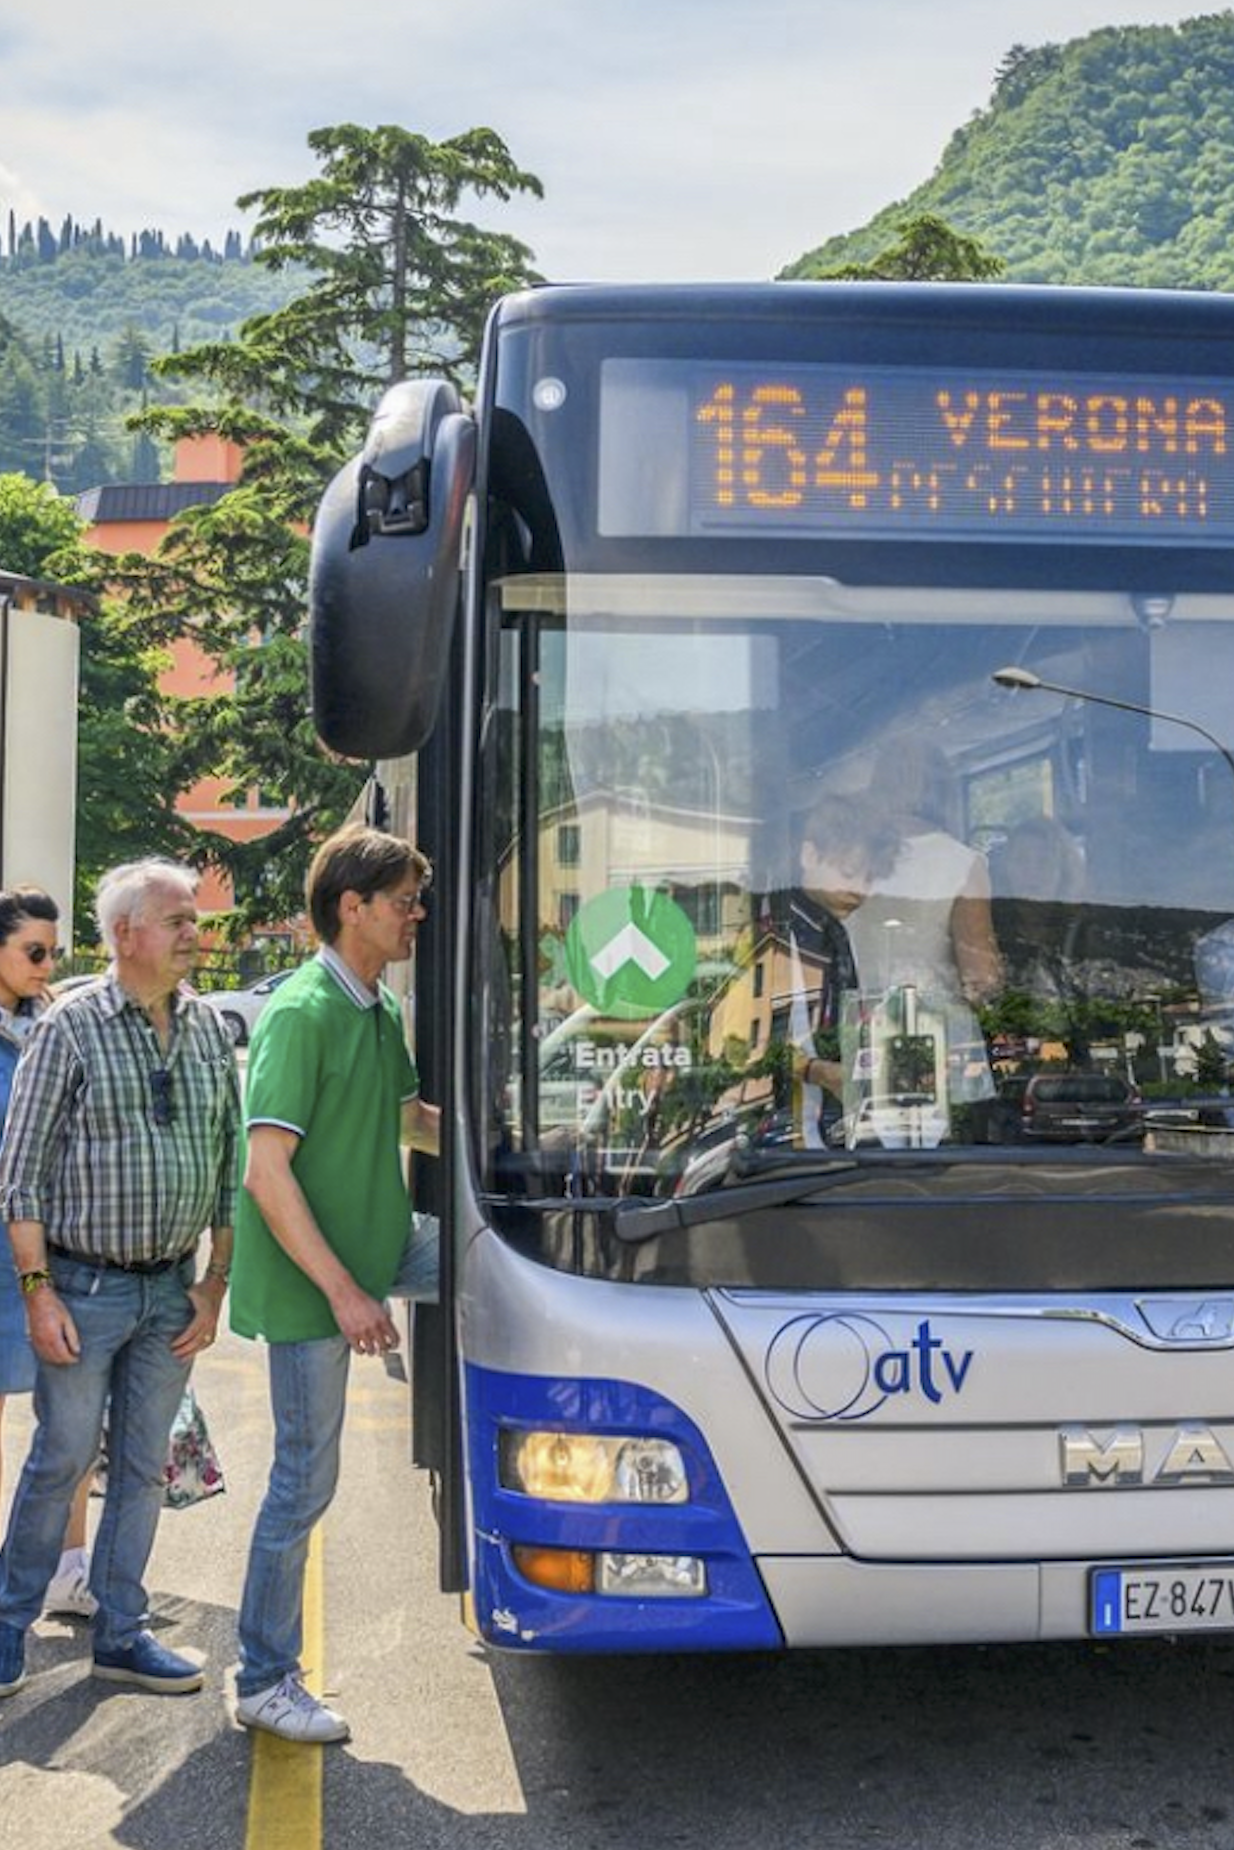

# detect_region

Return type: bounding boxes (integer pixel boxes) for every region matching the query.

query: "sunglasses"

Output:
[151,1067,175,1128]
[23,944,62,967]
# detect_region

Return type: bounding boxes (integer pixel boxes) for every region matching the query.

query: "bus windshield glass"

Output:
[475,571,1234,1196]
[468,293,1234,1201]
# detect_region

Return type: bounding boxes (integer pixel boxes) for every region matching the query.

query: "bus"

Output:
[310,282,1234,1653]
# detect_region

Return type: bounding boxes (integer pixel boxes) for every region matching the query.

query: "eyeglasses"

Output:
[378,889,428,916]
[151,1068,175,1128]
[23,945,62,967]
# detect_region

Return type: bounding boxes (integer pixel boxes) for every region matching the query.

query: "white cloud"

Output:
[0,0,1215,277]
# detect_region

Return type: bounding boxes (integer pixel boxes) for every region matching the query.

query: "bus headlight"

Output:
[511,1546,708,1598]
[597,1552,707,1597]
[500,1430,689,1504]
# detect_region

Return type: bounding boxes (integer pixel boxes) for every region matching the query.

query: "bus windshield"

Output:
[474,569,1234,1196]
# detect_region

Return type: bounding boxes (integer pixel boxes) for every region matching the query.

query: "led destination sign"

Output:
[597,360,1234,546]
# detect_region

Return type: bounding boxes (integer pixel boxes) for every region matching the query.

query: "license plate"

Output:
[1091,1564,1234,1635]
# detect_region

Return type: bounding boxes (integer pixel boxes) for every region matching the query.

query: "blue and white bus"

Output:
[311,282,1234,1652]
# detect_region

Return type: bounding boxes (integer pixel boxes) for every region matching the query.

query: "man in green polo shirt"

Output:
[231,824,439,1745]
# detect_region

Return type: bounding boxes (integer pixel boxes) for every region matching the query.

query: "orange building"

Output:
[78,435,293,917]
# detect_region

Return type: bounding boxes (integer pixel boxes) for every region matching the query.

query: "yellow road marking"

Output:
[244,1525,326,1850]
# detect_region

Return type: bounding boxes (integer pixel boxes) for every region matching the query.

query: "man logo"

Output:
[1060,1422,1234,1486]
[1138,1298,1234,1343]
[1168,1301,1234,1341]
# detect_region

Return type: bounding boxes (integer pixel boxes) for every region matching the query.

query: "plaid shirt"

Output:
[0,973,240,1264]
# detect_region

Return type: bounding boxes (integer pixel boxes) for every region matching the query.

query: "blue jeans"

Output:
[387,1211,439,1301]
[236,1335,350,1697]
[0,1251,194,1651]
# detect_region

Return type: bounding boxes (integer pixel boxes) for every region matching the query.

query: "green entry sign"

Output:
[565,886,697,1020]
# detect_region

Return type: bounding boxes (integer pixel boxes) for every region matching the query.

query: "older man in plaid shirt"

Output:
[0,857,239,1703]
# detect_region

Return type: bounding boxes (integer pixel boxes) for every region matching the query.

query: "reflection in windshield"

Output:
[475,580,1234,1197]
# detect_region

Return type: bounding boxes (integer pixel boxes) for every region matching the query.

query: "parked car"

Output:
[1017,1071,1143,1143]
[197,967,298,1046]
[975,1072,1033,1144]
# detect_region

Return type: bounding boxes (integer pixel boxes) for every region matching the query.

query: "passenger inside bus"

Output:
[989,813,1087,907]
[850,738,1003,1010]
[813,739,1002,1129]
[781,791,898,1144]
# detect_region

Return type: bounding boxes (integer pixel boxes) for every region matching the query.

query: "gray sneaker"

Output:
[237,1672,350,1744]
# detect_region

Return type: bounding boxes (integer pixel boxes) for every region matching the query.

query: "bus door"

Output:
[311,377,476,1594]
[405,709,466,1591]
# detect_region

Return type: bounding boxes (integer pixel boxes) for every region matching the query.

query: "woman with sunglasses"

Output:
[0,887,93,1619]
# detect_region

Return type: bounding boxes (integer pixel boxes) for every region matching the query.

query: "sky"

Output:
[0,2,1218,283]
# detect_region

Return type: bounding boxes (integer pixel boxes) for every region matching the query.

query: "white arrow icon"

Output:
[589,923,670,983]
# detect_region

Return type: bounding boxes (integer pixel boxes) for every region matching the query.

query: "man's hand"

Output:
[170,1276,226,1362]
[26,1288,81,1366]
[330,1281,400,1357]
[402,1096,441,1155]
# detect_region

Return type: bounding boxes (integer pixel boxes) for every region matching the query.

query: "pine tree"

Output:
[812,213,1005,282]
[114,324,151,390]
[123,121,544,924]
[239,124,543,388]
[0,349,46,474]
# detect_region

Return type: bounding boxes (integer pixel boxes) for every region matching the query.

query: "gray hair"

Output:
[95,858,198,955]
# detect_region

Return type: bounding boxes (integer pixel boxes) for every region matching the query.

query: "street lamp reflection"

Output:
[990,666,1234,787]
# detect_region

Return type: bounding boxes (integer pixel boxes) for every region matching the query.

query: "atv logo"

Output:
[764,1313,975,1423]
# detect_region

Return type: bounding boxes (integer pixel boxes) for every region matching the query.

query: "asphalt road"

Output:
[4,1316,1234,1850]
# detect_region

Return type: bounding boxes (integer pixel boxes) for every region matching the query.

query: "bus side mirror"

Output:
[310,379,477,760]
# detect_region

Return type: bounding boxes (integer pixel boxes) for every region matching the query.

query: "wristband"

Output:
[19,1269,53,1296]
[204,1262,231,1285]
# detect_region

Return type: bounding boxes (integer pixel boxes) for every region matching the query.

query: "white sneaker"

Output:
[44,1565,98,1620]
[236,1673,350,1744]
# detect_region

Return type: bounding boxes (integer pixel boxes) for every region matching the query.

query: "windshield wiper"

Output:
[481,1159,863,1246]
[481,1161,858,1250]
[609,1161,861,1243]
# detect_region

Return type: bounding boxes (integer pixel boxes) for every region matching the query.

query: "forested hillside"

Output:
[0,217,300,492]
[784,12,1234,288]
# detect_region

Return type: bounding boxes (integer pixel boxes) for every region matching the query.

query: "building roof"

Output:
[0,568,96,617]
[76,481,235,524]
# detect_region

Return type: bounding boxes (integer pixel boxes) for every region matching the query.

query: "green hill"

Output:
[0,229,301,493]
[783,12,1234,289]
[0,242,299,357]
